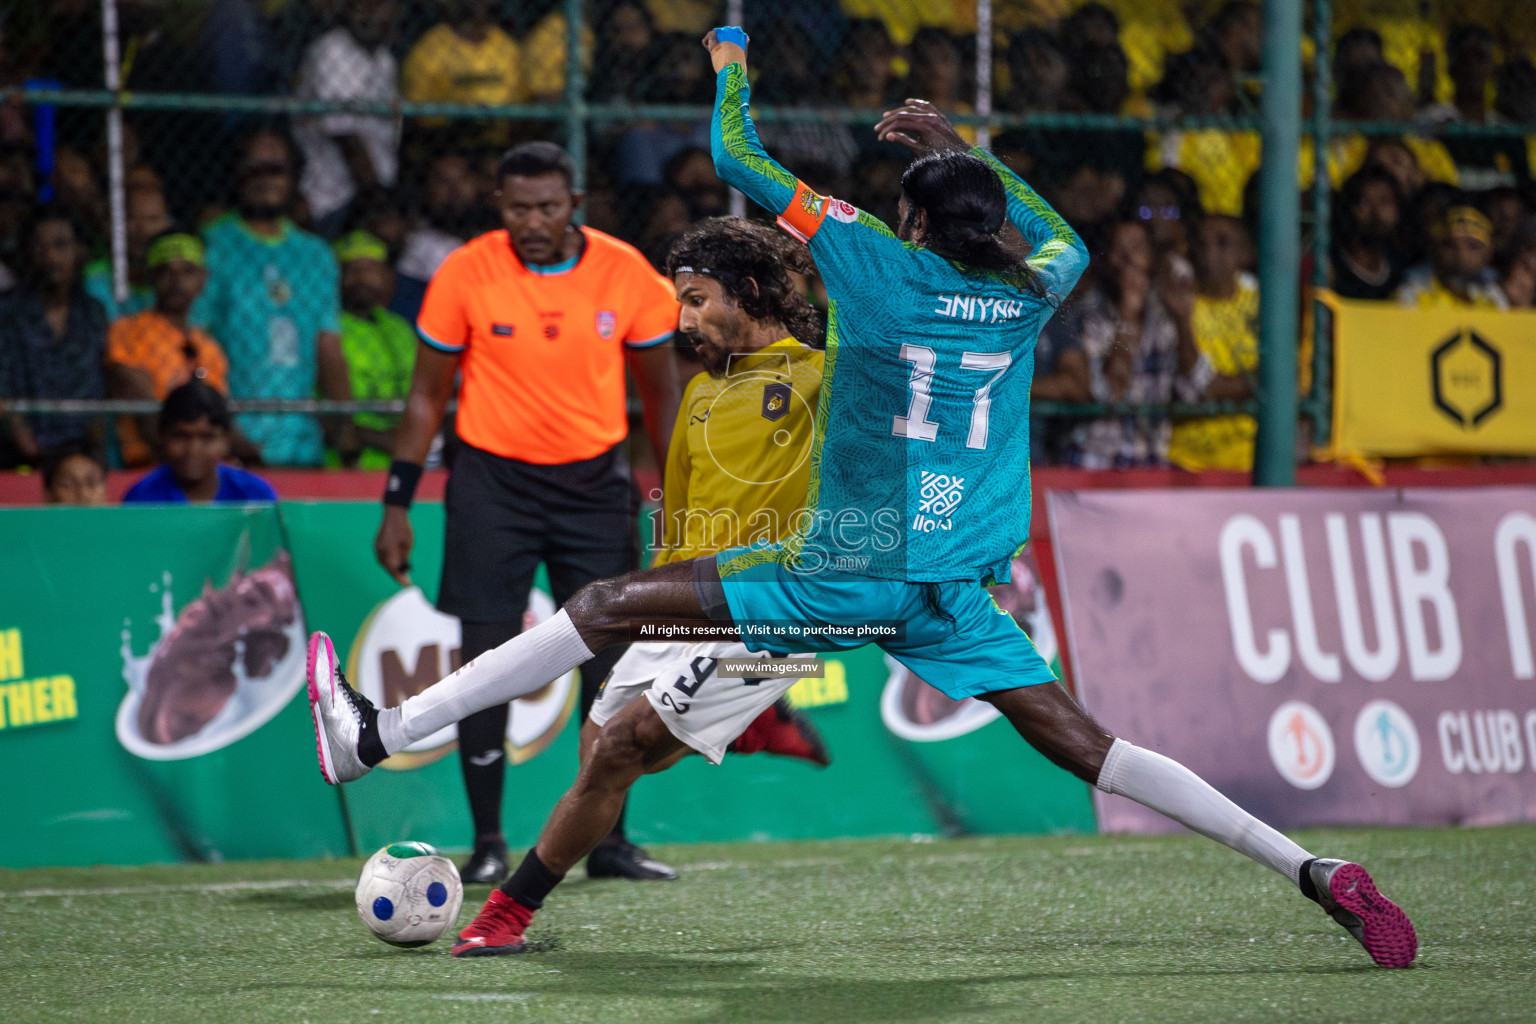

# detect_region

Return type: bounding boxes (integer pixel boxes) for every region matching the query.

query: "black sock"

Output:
[1297,858,1320,902]
[357,705,387,767]
[499,849,565,909]
[458,703,510,843]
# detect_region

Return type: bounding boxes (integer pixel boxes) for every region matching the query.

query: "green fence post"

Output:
[1255,0,1302,486]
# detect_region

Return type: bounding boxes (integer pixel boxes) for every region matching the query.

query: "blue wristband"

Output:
[713,26,749,49]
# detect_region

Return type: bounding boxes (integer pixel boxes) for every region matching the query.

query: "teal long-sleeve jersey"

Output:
[710,62,1088,584]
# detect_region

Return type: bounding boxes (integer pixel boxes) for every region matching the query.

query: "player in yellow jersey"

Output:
[583,217,832,768]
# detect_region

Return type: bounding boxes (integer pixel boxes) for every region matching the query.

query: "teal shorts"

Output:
[709,543,1056,701]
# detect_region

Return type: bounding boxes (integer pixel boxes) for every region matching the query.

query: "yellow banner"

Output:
[1326,292,1536,458]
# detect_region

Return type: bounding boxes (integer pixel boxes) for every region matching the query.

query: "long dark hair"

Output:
[900,151,1038,293]
[666,216,825,347]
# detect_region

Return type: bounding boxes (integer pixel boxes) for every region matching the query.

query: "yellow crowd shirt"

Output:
[644,0,717,34]
[837,0,976,45]
[520,13,595,100]
[1395,276,1509,311]
[1306,134,1460,191]
[1147,130,1261,217]
[401,24,525,109]
[653,338,824,566]
[1150,131,1459,217]
[1169,276,1259,472]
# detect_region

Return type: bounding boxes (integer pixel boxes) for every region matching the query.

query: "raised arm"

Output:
[972,147,1088,306]
[874,99,1088,305]
[703,29,799,220]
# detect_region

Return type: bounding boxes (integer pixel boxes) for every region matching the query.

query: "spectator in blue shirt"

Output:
[123,381,278,504]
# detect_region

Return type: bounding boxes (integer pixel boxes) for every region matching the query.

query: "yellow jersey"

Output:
[401,24,525,109]
[653,338,824,566]
[1169,276,1259,472]
[1395,276,1509,311]
[520,13,595,100]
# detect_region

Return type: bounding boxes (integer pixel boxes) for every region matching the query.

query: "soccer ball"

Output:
[355,841,464,947]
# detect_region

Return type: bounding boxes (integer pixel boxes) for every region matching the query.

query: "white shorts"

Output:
[587,641,811,764]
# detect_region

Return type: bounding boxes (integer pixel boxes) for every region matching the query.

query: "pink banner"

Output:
[1047,487,1536,832]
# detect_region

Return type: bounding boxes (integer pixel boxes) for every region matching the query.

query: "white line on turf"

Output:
[433,994,534,1002]
[0,879,355,899]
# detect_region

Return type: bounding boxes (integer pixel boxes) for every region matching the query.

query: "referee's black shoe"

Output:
[586,839,678,881]
[459,839,511,885]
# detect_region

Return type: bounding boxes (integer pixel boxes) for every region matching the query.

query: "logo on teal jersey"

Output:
[913,472,965,532]
[828,198,858,223]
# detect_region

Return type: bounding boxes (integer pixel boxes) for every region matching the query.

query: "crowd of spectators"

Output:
[2,0,1535,481]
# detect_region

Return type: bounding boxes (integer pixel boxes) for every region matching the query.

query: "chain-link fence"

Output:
[1,0,1534,471]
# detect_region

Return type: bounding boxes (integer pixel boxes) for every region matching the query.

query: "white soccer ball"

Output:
[355,841,464,947]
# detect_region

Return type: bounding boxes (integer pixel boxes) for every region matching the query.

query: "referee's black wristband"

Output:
[383,460,424,508]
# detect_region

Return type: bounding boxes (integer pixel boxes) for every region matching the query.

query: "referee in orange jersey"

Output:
[375,142,681,885]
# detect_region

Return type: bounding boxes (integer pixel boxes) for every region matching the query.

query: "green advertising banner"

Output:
[0,506,350,867]
[0,502,1093,869]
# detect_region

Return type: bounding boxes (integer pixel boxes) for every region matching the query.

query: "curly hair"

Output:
[665,217,825,348]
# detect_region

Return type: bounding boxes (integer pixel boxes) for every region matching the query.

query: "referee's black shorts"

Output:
[438,440,639,624]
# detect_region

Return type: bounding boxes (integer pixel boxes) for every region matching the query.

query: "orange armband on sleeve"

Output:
[776,180,829,244]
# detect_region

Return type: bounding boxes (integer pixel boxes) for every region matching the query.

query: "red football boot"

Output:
[451,889,534,957]
[729,698,832,767]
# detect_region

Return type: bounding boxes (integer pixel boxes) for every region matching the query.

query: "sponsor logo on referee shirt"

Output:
[491,323,514,337]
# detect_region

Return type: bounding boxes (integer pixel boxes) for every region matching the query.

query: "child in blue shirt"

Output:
[123,381,278,504]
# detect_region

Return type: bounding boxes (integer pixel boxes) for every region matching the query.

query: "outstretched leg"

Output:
[982,682,1311,882]
[305,560,714,785]
[371,559,711,764]
[452,697,686,956]
[980,682,1416,967]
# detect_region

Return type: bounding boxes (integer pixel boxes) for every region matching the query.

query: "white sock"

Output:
[1097,739,1313,887]
[377,609,594,755]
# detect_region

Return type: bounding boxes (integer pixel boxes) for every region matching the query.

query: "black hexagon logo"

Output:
[1430,329,1502,428]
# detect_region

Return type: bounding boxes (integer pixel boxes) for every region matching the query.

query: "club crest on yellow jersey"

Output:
[762,382,791,421]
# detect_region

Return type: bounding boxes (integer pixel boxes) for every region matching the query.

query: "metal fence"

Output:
[2,0,1534,471]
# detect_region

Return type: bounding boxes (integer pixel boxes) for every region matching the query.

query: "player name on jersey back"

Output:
[932,295,1030,323]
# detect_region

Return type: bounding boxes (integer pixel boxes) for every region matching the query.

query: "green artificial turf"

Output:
[1,826,1531,1024]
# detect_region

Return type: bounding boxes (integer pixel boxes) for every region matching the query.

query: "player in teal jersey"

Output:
[307,28,1417,967]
